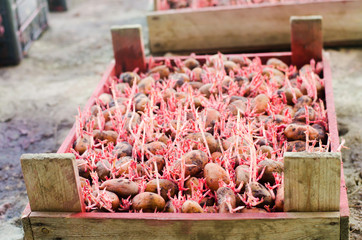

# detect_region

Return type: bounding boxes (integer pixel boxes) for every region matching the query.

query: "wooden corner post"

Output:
[291,16,323,68]
[21,153,85,212]
[284,152,341,212]
[111,25,146,76]
[153,0,159,11]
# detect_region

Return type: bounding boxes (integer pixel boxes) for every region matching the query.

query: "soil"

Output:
[0,0,360,239]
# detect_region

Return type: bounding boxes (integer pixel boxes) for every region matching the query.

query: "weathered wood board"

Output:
[28,211,340,240]
[21,153,84,212]
[284,152,341,212]
[148,0,362,54]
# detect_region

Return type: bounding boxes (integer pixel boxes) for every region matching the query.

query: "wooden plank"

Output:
[284,152,341,212]
[322,53,350,239]
[111,25,146,76]
[153,0,159,11]
[21,153,85,212]
[21,204,34,240]
[147,0,362,54]
[340,167,350,240]
[323,52,339,152]
[291,16,323,68]
[29,211,340,240]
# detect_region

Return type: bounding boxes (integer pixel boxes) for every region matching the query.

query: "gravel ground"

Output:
[0,0,360,239]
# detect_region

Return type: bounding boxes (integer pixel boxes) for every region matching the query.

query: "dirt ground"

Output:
[0,0,360,239]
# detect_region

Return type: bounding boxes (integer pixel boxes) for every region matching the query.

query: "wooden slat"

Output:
[148,0,362,54]
[29,211,340,240]
[21,204,34,240]
[21,153,84,212]
[111,25,146,76]
[340,167,350,240]
[322,52,350,239]
[153,0,159,11]
[291,16,323,68]
[284,152,341,212]
[323,52,339,152]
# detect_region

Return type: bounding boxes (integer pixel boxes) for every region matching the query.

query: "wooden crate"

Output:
[148,0,362,54]
[0,0,49,65]
[47,0,68,12]
[20,18,349,240]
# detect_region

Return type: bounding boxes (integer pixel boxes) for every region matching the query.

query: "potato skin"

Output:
[183,58,200,70]
[217,187,236,213]
[98,93,113,106]
[294,106,316,123]
[74,135,93,155]
[132,192,165,212]
[105,191,120,211]
[204,163,230,191]
[257,145,273,158]
[185,177,200,195]
[312,123,327,142]
[224,60,239,74]
[199,83,213,98]
[77,159,91,179]
[282,88,303,105]
[266,58,288,70]
[145,155,165,174]
[164,201,176,213]
[124,112,141,132]
[181,150,209,177]
[252,94,269,114]
[114,156,133,176]
[228,100,246,116]
[257,159,283,185]
[262,67,284,78]
[284,124,319,141]
[204,108,221,134]
[134,93,150,112]
[172,73,190,88]
[93,130,118,145]
[294,95,312,110]
[145,179,178,201]
[286,140,306,152]
[120,72,140,86]
[138,76,155,95]
[149,65,170,79]
[145,141,166,155]
[235,165,250,191]
[191,67,204,82]
[211,152,222,162]
[280,105,296,118]
[114,141,133,158]
[181,200,204,213]
[245,182,273,207]
[102,105,126,122]
[274,183,284,212]
[96,160,111,181]
[100,179,139,199]
[79,176,90,189]
[186,132,218,153]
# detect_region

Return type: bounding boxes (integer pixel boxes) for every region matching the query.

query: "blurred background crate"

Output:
[47,0,67,12]
[0,0,49,66]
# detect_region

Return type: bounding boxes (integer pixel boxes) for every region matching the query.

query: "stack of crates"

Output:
[0,0,49,66]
